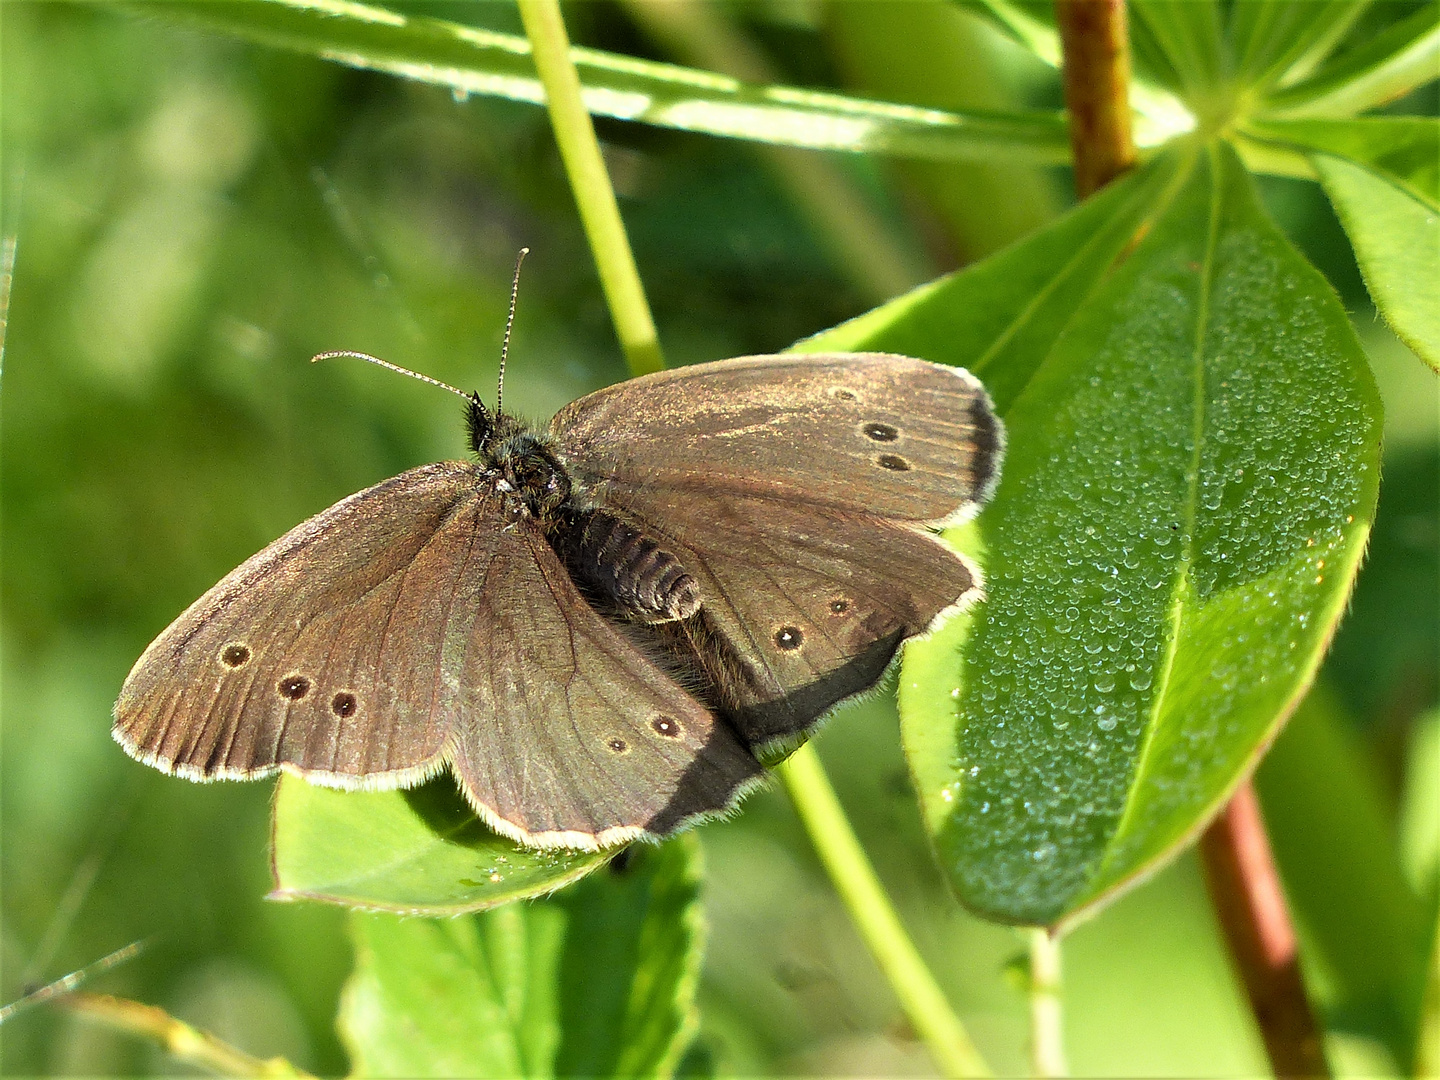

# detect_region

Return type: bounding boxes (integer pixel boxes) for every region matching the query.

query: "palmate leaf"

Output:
[1311,152,1440,372]
[1260,4,1440,119]
[338,837,704,1078]
[1243,116,1440,202]
[1240,116,1440,370]
[1225,0,1368,93]
[1129,0,1225,97]
[809,142,1381,927]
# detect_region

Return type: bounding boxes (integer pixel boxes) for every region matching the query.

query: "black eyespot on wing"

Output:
[221,644,251,667]
[877,454,911,471]
[862,422,898,442]
[607,737,629,753]
[279,675,310,700]
[774,626,804,650]
[651,715,681,738]
[331,692,357,718]
[830,598,850,614]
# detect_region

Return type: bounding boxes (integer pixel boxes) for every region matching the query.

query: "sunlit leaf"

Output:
[1244,116,1440,203]
[798,153,1187,412]
[339,838,703,1078]
[1312,150,1440,371]
[816,144,1381,926]
[552,839,705,1079]
[1261,5,1440,118]
[1226,0,1367,93]
[1130,0,1225,96]
[123,0,1070,164]
[270,774,605,914]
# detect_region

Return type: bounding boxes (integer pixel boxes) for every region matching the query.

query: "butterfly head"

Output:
[469,397,572,524]
[466,392,494,453]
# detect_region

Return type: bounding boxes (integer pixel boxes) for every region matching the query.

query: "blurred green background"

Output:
[2,2,1434,1076]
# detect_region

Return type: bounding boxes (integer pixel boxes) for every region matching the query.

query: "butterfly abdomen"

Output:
[564,509,700,624]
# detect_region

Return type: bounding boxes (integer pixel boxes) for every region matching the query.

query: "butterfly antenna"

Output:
[497,246,529,418]
[311,351,471,400]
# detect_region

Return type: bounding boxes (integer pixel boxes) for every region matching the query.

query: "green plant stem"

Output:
[65,992,311,1077]
[1028,928,1067,1077]
[516,0,663,377]
[1417,909,1440,1079]
[517,6,984,1074]
[778,744,990,1078]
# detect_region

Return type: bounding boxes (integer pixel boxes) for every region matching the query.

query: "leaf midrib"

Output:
[1091,144,1223,889]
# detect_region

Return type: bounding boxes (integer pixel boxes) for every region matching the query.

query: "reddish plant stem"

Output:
[1055,0,1137,197]
[1199,783,1330,1078]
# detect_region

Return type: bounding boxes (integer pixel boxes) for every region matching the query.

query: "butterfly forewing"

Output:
[114,462,480,785]
[551,352,1002,524]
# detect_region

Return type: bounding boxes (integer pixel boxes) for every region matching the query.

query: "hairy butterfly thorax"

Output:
[468,390,697,623]
[469,399,572,524]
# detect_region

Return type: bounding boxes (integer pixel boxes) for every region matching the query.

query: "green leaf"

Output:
[340,900,566,1076]
[1311,150,1440,371]
[1244,116,1440,203]
[270,775,605,914]
[339,838,704,1078]
[552,839,705,1079]
[1226,0,1368,93]
[1261,4,1440,118]
[1130,0,1226,97]
[123,0,1069,164]
[798,152,1190,413]
[821,144,1381,926]
[968,0,1061,67]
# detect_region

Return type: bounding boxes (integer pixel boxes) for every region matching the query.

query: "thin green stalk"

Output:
[778,745,991,1078]
[518,6,986,1074]
[1028,928,1067,1076]
[516,0,663,377]
[65,992,311,1078]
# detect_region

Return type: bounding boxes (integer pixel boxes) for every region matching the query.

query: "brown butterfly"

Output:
[114,333,1002,850]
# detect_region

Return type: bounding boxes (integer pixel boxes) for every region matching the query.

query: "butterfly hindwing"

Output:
[594,487,978,749]
[449,521,761,848]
